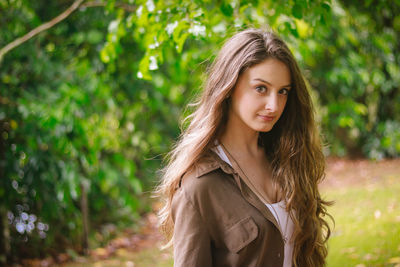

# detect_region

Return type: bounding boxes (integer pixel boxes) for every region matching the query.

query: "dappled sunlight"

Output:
[321,159,400,267]
[2,0,399,266]
[60,159,400,267]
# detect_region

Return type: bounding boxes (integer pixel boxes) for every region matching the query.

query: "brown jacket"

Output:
[171,150,285,267]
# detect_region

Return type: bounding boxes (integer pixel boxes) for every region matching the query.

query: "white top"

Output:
[212,145,294,267]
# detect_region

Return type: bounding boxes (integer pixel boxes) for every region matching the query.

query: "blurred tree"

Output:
[0,0,399,263]
[0,0,160,261]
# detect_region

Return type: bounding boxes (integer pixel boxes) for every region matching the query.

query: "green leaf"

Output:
[220,3,234,17]
[338,116,355,128]
[176,32,189,53]
[354,103,367,115]
[292,3,303,19]
[130,178,143,194]
[322,3,331,12]
[87,30,103,44]
[138,54,152,80]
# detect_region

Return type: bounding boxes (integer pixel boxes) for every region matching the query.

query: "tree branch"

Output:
[81,1,136,12]
[0,0,137,64]
[0,0,85,63]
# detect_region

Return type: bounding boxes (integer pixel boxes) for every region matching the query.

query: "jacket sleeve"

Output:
[171,187,212,267]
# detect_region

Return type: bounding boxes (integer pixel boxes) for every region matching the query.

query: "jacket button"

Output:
[278,253,281,258]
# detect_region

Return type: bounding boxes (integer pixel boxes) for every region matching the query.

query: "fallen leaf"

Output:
[56,253,70,263]
[388,257,400,264]
[116,248,130,257]
[387,201,395,212]
[363,253,375,261]
[91,247,110,259]
[110,237,131,248]
[341,247,356,254]
[349,253,359,259]
[374,209,381,219]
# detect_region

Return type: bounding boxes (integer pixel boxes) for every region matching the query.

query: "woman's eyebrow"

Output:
[253,78,292,88]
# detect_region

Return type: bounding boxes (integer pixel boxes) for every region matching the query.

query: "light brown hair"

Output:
[157,28,332,267]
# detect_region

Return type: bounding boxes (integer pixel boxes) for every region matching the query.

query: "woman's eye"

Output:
[255,86,267,93]
[279,88,290,95]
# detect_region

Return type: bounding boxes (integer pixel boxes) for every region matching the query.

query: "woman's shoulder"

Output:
[176,150,236,202]
[181,156,225,192]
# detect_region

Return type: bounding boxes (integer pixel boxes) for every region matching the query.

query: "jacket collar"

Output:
[194,149,237,178]
[193,148,282,233]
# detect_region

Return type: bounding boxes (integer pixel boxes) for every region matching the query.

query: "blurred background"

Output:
[1,0,399,266]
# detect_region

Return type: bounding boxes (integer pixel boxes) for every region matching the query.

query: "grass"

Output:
[323,174,400,267]
[62,159,400,267]
[107,173,400,267]
[63,247,173,267]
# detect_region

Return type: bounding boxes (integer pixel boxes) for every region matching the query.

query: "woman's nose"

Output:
[264,93,278,112]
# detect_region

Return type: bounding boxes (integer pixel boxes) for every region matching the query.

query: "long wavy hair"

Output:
[156,28,332,267]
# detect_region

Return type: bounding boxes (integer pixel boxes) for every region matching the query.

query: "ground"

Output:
[19,158,400,267]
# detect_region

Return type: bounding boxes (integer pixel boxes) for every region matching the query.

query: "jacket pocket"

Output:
[222,216,259,253]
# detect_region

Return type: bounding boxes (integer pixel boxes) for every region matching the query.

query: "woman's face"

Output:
[229,58,291,133]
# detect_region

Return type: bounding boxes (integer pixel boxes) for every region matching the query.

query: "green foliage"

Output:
[0,0,399,261]
[301,0,400,158]
[1,1,165,258]
[99,0,400,158]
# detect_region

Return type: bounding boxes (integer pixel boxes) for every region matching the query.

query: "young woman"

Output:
[157,28,332,267]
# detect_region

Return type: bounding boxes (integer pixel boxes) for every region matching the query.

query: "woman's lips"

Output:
[258,115,275,121]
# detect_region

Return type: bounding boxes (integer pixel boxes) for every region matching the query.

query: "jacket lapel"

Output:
[205,150,282,233]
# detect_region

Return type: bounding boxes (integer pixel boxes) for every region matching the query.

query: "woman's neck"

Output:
[219,116,263,159]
